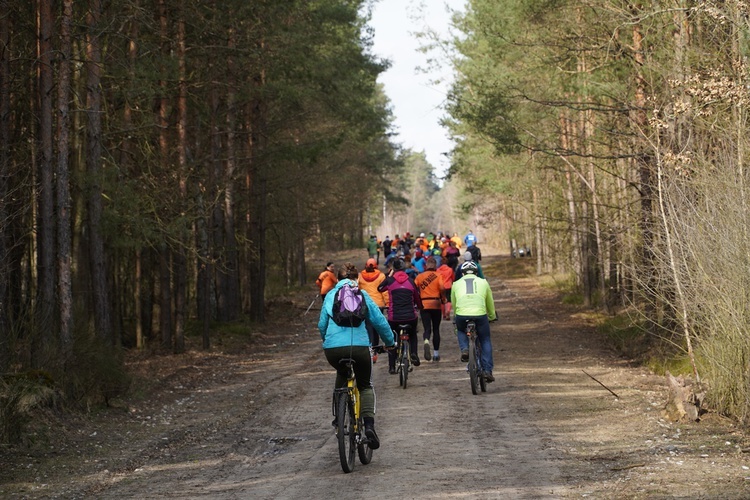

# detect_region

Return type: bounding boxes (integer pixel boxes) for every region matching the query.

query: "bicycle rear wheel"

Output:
[357,415,373,464]
[399,342,409,389]
[468,336,480,395]
[336,392,356,473]
[477,343,487,393]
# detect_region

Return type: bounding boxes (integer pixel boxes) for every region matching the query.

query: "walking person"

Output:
[318,262,395,448]
[316,262,338,299]
[414,257,445,362]
[366,235,380,264]
[358,258,389,363]
[377,258,423,374]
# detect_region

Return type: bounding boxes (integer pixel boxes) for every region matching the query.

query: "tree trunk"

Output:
[37,0,56,360]
[173,4,188,354]
[57,0,74,358]
[0,0,10,370]
[157,0,172,348]
[223,28,240,321]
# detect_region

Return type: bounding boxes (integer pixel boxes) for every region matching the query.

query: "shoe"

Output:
[365,424,380,450]
[423,340,432,361]
[389,367,396,375]
[460,350,469,362]
[411,354,421,367]
[484,371,495,383]
[433,353,440,362]
[371,353,378,364]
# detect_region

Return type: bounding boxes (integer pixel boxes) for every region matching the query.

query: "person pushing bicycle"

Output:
[319,262,395,449]
[451,260,497,383]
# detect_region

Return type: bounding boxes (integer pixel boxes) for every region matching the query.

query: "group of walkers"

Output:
[315,230,496,448]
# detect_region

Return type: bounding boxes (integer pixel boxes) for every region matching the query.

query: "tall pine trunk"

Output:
[36,0,56,362]
[0,0,10,370]
[86,0,113,345]
[57,0,74,357]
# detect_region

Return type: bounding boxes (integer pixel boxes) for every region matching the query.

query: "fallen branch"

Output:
[611,463,646,471]
[582,369,620,399]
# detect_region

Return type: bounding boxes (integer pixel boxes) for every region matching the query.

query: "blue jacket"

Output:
[318,279,395,349]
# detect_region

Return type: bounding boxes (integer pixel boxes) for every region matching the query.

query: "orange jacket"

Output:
[316,270,338,296]
[415,270,444,310]
[435,264,454,290]
[358,269,389,308]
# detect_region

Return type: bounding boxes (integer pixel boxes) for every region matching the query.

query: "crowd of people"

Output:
[315,230,496,445]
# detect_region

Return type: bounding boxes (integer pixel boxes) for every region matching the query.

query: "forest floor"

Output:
[2,249,750,499]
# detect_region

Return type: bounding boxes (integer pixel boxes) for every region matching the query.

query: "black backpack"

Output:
[331,284,368,327]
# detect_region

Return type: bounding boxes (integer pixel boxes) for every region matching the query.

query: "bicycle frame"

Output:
[332,357,373,472]
[467,320,486,394]
[395,325,411,389]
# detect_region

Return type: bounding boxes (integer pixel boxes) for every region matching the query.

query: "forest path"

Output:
[3,252,749,498]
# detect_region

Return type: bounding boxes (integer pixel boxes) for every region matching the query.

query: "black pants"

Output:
[420,309,442,350]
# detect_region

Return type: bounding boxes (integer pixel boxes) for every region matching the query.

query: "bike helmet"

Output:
[460,260,478,275]
[392,258,405,271]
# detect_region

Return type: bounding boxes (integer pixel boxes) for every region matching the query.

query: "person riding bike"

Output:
[451,260,497,383]
[377,258,423,374]
[319,262,395,449]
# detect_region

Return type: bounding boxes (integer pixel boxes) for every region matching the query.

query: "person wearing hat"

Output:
[316,262,338,299]
[358,258,389,362]
[377,258,423,374]
[454,251,485,280]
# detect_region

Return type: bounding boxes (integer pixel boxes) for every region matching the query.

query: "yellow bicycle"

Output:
[332,350,383,473]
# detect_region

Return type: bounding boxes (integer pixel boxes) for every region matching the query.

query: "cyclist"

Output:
[358,258,389,363]
[451,260,497,383]
[316,262,338,299]
[377,258,423,374]
[319,262,395,449]
[414,257,445,362]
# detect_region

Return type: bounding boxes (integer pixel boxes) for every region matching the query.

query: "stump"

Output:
[663,372,701,422]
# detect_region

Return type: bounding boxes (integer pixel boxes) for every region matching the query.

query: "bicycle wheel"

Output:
[400,342,409,389]
[468,336,480,395]
[357,415,373,464]
[477,342,487,393]
[336,392,356,473]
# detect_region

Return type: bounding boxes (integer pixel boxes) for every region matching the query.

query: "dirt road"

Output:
[3,253,750,498]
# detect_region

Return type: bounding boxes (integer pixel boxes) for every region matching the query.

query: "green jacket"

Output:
[451,274,496,321]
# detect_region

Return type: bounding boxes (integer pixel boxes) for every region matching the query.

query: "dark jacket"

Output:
[378,270,422,322]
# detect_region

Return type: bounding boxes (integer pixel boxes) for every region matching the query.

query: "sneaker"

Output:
[371,353,378,364]
[411,354,421,367]
[460,350,469,362]
[423,340,432,361]
[433,353,440,362]
[389,367,396,375]
[484,371,495,383]
[365,424,380,449]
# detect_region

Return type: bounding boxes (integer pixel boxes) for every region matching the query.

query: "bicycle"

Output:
[394,324,412,389]
[466,320,487,395]
[331,346,387,473]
